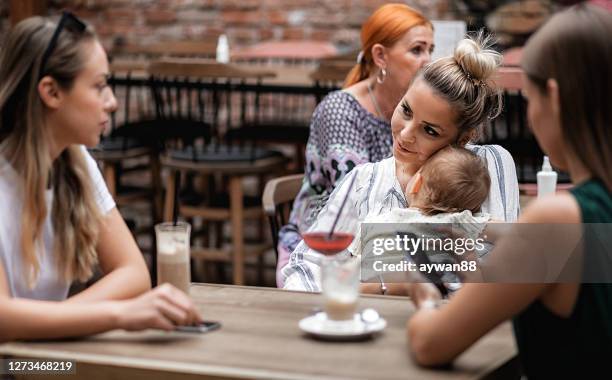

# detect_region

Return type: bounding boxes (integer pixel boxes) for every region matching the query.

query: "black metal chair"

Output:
[90,71,161,205]
[222,63,342,171]
[89,70,163,283]
[479,68,570,186]
[148,59,289,285]
[310,60,352,102]
[223,84,314,144]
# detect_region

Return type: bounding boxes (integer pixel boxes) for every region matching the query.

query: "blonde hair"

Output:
[418,32,503,142]
[417,146,490,215]
[522,4,612,191]
[344,3,432,87]
[0,16,102,286]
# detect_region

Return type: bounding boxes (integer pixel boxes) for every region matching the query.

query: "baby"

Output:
[404,145,491,221]
[356,146,493,287]
[360,145,491,234]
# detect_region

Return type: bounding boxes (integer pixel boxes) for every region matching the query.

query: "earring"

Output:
[376,68,387,84]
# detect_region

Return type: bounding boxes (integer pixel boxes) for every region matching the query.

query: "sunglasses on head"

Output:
[38,11,86,81]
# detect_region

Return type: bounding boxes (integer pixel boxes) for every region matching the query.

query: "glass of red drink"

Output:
[300,175,358,256]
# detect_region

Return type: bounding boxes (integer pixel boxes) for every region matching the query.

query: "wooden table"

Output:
[0,284,518,380]
[110,59,318,87]
[232,41,338,62]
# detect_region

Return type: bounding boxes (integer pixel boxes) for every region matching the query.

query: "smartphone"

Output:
[175,321,221,334]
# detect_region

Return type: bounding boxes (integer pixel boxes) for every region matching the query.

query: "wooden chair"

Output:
[149,59,289,285]
[262,173,304,261]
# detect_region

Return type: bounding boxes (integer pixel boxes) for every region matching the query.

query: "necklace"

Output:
[367,81,385,120]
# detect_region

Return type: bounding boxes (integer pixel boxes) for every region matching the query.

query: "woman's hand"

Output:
[360,283,383,294]
[360,282,412,296]
[405,282,442,309]
[112,284,202,331]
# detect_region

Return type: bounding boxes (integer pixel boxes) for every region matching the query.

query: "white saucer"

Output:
[299,311,386,340]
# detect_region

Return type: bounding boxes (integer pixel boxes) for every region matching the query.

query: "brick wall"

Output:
[1,0,463,54]
[1,1,577,55]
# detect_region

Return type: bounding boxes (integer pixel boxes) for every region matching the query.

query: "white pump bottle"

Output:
[216,34,230,64]
[537,156,557,198]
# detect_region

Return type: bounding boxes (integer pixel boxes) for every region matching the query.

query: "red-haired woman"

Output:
[276,4,435,285]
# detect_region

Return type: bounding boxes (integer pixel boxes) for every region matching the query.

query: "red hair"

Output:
[344,3,432,88]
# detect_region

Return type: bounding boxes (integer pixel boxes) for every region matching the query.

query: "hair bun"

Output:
[454,33,502,82]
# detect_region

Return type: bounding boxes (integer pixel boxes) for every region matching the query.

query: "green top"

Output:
[513,179,612,378]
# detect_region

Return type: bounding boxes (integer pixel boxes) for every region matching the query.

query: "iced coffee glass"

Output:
[321,256,360,321]
[155,222,191,294]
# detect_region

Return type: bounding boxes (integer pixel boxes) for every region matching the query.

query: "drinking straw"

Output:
[327,174,357,239]
[173,171,180,226]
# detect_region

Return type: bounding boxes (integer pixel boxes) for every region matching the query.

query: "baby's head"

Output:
[407,146,490,215]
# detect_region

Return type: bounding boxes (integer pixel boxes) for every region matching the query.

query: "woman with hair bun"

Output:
[281,33,519,292]
[276,4,519,287]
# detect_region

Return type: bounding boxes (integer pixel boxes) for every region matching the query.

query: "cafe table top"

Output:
[109,59,320,87]
[0,284,518,380]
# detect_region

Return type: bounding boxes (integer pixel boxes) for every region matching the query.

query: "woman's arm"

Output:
[479,219,510,244]
[66,208,151,303]
[407,193,581,366]
[282,93,371,241]
[0,261,201,342]
[281,240,322,292]
[309,92,370,190]
[408,282,546,366]
[468,144,520,222]
[277,93,373,284]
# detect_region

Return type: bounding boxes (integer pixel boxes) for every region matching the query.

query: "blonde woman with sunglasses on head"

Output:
[0,13,201,342]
